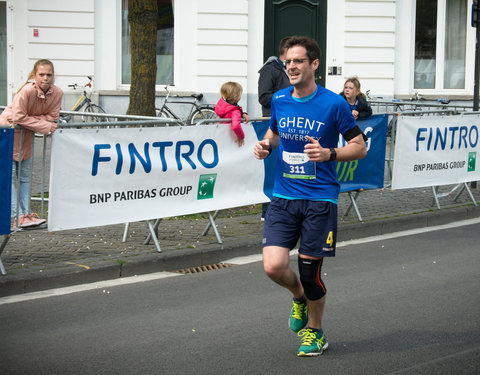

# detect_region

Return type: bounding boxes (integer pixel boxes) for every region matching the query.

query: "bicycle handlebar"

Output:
[163,85,203,102]
[68,76,94,90]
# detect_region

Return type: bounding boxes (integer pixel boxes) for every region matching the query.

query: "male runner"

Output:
[254,36,367,356]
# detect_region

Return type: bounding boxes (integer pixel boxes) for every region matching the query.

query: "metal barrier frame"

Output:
[1,106,479,275]
[369,99,473,114]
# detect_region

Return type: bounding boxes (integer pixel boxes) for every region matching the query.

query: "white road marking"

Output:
[2,217,479,305]
[336,217,480,248]
[224,217,480,264]
[0,271,181,306]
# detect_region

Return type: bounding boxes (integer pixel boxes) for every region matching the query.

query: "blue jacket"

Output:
[339,93,372,119]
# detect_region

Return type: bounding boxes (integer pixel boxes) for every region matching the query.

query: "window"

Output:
[121,0,174,85]
[414,0,467,90]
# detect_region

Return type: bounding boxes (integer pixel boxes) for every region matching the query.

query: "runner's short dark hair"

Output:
[284,36,321,63]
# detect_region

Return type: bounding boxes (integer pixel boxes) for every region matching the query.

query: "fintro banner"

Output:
[48,125,268,231]
[392,114,480,189]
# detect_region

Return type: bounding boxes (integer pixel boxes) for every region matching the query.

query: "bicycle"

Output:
[156,85,218,125]
[59,76,109,123]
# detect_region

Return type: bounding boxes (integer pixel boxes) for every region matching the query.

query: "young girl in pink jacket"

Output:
[0,59,63,229]
[214,82,250,147]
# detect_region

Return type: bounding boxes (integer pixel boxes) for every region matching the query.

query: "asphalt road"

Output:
[1,221,479,374]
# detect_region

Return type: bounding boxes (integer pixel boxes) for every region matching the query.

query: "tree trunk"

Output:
[127,0,157,116]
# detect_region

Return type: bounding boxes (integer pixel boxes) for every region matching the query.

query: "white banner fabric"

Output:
[48,125,268,231]
[392,115,480,189]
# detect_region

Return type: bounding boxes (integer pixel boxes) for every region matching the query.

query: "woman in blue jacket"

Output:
[340,77,372,120]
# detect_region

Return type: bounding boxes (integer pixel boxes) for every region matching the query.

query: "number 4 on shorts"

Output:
[326,231,334,247]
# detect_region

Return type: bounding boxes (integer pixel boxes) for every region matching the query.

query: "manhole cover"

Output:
[174,263,235,274]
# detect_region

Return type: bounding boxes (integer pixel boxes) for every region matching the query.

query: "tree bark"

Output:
[127,0,157,116]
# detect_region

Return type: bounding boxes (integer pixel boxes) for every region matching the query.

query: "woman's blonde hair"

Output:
[17,59,55,93]
[344,76,365,98]
[220,81,243,104]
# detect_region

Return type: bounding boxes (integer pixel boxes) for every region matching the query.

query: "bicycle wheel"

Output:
[155,107,178,126]
[188,106,218,125]
[157,108,173,118]
[82,104,109,122]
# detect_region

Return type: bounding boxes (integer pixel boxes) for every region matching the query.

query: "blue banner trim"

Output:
[1,129,14,235]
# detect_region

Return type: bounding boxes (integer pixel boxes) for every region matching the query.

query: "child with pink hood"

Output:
[214,82,250,146]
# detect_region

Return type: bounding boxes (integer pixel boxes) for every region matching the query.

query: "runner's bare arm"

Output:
[304,134,366,162]
[254,128,280,160]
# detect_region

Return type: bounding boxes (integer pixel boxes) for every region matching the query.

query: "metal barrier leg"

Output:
[384,114,397,188]
[461,182,478,206]
[0,257,5,276]
[12,162,19,228]
[144,218,162,245]
[0,234,11,276]
[432,184,476,208]
[14,130,23,220]
[40,135,47,218]
[122,222,130,242]
[202,210,219,236]
[27,132,34,214]
[453,184,466,202]
[206,212,223,244]
[344,190,358,217]
[344,190,363,222]
[432,186,441,209]
[146,220,162,253]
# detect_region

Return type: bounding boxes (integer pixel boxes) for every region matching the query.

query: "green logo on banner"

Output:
[468,152,476,172]
[197,174,217,200]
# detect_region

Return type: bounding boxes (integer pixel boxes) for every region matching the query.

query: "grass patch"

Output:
[32,192,49,198]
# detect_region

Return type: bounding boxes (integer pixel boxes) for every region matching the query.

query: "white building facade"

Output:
[1,0,476,117]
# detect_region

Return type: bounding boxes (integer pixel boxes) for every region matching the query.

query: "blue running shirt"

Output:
[270,84,356,201]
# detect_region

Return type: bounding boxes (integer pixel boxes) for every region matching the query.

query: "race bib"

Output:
[282,151,316,179]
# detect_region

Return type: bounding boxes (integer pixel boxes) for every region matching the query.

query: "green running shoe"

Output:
[289,299,308,332]
[297,328,328,357]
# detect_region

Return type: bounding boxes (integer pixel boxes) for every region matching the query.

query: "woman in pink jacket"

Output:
[214,81,250,147]
[0,59,63,228]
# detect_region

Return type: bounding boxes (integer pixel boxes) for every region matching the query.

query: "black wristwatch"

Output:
[329,147,337,161]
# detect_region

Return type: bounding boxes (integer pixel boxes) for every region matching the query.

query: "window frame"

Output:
[413,0,475,95]
[118,0,175,90]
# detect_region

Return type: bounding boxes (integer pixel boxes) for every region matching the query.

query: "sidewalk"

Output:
[1,184,480,297]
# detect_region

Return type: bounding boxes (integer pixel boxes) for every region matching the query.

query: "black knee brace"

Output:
[298,256,326,301]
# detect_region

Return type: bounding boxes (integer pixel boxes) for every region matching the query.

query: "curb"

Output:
[1,204,479,297]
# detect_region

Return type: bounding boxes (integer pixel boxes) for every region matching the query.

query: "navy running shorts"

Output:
[262,196,337,257]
